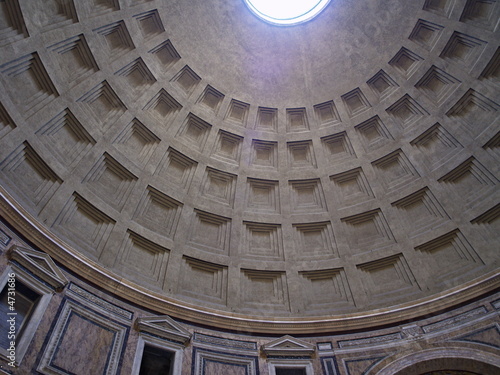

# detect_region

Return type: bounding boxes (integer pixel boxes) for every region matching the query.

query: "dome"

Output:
[0,0,499,373]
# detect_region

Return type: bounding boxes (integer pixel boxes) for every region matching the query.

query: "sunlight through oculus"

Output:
[244,0,331,26]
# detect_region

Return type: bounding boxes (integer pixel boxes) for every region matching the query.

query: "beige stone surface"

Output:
[0,0,498,335]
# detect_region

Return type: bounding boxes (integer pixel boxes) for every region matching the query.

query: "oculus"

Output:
[244,0,330,26]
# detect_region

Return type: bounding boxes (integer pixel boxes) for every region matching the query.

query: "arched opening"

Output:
[376,348,500,375]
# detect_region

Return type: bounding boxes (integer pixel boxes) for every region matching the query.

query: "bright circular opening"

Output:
[244,0,331,26]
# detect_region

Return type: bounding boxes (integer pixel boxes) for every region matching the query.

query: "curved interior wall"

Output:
[0,223,499,375]
[0,0,498,334]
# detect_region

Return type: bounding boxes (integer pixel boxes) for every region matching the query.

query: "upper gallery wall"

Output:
[0,0,498,333]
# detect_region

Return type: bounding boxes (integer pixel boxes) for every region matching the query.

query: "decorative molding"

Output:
[0,53,58,117]
[225,99,250,126]
[343,356,386,375]
[317,342,333,351]
[49,34,98,87]
[114,57,156,94]
[341,87,371,117]
[201,167,237,207]
[179,256,228,305]
[149,39,181,72]
[0,265,53,366]
[321,357,340,375]
[314,100,341,127]
[269,360,314,375]
[289,179,327,213]
[341,209,395,254]
[415,65,461,104]
[0,228,11,247]
[454,324,500,349]
[410,123,463,170]
[286,140,317,169]
[112,118,159,166]
[321,131,357,161]
[193,333,257,351]
[256,106,278,132]
[193,347,259,375]
[37,298,128,375]
[211,130,243,165]
[493,298,500,310]
[338,333,401,348]
[389,47,423,78]
[0,101,16,139]
[198,85,224,113]
[77,80,126,131]
[480,47,499,80]
[0,141,62,211]
[155,147,197,189]
[391,187,450,237]
[286,107,310,133]
[409,19,444,50]
[371,148,420,192]
[401,324,423,340]
[188,210,231,255]
[131,333,185,375]
[132,186,183,239]
[367,70,399,100]
[143,88,182,124]
[67,283,133,321]
[0,0,28,46]
[422,306,488,333]
[460,0,499,30]
[423,0,454,17]
[262,335,315,357]
[386,94,429,129]
[250,139,278,168]
[171,65,201,95]
[36,108,96,168]
[355,116,394,152]
[440,32,487,68]
[376,347,500,375]
[93,20,135,59]
[246,178,280,213]
[135,315,191,345]
[243,221,283,260]
[293,222,338,259]
[176,113,211,151]
[7,246,68,291]
[133,9,165,40]
[330,167,374,206]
